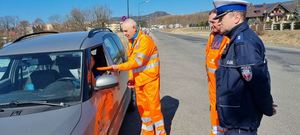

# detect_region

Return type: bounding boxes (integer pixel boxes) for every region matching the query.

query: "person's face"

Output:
[121,23,137,39]
[208,13,221,33]
[219,12,241,34]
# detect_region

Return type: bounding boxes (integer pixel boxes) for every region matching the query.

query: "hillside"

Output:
[111,10,209,27]
[152,12,209,26]
[111,11,170,22]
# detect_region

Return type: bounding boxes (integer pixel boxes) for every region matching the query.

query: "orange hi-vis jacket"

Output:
[117,31,160,86]
[118,31,166,135]
[206,32,230,135]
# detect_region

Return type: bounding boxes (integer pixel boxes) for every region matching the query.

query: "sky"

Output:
[0,0,290,23]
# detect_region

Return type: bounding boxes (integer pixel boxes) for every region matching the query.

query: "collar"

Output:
[131,29,139,41]
[224,21,248,38]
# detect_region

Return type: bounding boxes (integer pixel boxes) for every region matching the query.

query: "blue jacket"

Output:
[215,21,274,130]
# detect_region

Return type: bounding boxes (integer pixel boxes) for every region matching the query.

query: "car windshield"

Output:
[0,51,82,105]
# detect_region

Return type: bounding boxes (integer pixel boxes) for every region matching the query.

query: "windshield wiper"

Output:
[0,100,69,107]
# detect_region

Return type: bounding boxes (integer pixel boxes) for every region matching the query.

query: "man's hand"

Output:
[112,65,119,70]
[272,103,278,115]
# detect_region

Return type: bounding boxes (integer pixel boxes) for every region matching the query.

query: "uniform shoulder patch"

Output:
[241,66,252,82]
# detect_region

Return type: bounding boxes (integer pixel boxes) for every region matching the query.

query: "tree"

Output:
[18,20,30,36]
[48,15,64,31]
[90,5,111,28]
[66,8,86,31]
[32,18,45,32]
[295,0,300,19]
[0,16,19,35]
[0,16,19,43]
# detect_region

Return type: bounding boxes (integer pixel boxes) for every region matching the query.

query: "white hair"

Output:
[122,18,137,28]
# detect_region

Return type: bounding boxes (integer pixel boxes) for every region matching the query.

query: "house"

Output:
[247,1,299,30]
[107,23,121,32]
[44,24,54,31]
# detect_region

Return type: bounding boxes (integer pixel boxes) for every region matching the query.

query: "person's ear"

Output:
[133,26,138,32]
[234,12,242,24]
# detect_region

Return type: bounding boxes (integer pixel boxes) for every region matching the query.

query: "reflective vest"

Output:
[118,31,160,86]
[206,33,229,134]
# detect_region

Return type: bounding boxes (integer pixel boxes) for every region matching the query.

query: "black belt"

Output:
[227,127,256,132]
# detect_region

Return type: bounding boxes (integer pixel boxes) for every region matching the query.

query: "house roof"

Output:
[246,1,297,18]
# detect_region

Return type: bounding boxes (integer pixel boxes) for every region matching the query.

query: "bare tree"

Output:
[0,16,19,34]
[90,5,111,28]
[32,18,45,32]
[0,16,20,43]
[66,8,86,31]
[17,20,30,36]
[48,15,64,31]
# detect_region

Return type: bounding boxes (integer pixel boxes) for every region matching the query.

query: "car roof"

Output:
[0,31,111,56]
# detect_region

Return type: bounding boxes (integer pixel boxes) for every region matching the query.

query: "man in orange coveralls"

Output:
[205,9,230,135]
[98,18,166,135]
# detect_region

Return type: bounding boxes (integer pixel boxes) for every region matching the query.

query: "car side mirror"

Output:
[95,75,119,90]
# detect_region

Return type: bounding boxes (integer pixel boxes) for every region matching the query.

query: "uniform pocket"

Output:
[218,94,242,126]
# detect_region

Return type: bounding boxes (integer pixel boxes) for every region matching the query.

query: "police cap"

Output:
[213,0,249,19]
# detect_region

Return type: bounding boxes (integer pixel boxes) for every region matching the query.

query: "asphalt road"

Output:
[119,31,300,135]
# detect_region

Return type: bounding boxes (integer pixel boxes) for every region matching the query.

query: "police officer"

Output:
[212,0,277,134]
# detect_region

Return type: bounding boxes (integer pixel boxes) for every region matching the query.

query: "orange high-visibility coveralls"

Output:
[108,31,166,135]
[205,33,229,135]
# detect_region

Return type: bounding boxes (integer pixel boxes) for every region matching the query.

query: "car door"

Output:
[86,44,117,135]
[103,35,128,99]
[109,34,128,97]
[93,35,127,134]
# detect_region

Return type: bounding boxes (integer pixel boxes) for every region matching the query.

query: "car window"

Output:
[0,51,83,104]
[112,34,125,56]
[90,46,108,77]
[0,58,11,80]
[16,57,39,82]
[104,37,121,64]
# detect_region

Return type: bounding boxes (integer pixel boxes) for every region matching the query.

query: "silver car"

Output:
[0,29,133,135]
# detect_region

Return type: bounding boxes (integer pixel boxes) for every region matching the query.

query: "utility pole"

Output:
[127,0,130,18]
[138,0,150,28]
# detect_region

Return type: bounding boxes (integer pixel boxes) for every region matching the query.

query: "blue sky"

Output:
[0,0,289,23]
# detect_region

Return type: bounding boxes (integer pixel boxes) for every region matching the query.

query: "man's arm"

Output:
[116,36,154,71]
[236,40,274,116]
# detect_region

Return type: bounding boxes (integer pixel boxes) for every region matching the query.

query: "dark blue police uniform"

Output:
[215,21,274,132]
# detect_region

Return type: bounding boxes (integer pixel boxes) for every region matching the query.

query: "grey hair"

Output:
[122,18,137,28]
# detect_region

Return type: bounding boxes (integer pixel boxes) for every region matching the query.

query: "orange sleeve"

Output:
[118,36,154,71]
[128,70,133,81]
[206,33,213,55]
[97,66,113,71]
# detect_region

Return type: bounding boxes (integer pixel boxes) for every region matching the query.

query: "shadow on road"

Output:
[119,95,179,135]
